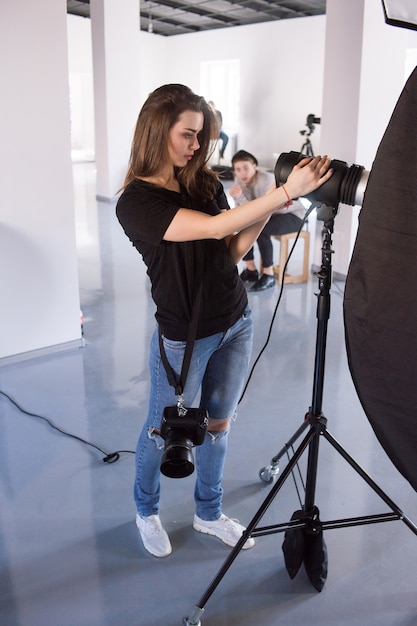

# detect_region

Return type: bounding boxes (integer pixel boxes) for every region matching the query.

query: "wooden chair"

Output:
[272,230,310,285]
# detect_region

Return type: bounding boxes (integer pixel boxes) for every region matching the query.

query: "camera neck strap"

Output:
[158,276,203,399]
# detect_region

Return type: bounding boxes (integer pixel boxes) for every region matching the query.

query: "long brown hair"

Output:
[123,84,220,201]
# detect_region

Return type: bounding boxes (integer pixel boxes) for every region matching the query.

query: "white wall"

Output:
[138,31,170,101]
[0,0,81,360]
[90,0,142,200]
[357,0,417,168]
[150,17,327,169]
[68,15,327,172]
[67,15,95,160]
[68,2,417,175]
[319,0,417,275]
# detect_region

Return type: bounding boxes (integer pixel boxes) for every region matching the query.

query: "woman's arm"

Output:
[163,156,332,243]
[227,216,271,265]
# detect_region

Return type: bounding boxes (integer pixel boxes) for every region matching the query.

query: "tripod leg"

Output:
[323,429,417,536]
[259,417,311,483]
[183,424,317,625]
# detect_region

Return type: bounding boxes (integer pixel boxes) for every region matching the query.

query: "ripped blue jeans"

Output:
[134,307,253,521]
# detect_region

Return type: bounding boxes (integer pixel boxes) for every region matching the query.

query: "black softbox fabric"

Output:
[344,66,417,492]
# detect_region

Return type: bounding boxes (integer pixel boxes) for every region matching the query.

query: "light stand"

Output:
[183,204,417,626]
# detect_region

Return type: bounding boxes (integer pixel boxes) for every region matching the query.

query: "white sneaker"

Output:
[136,514,172,557]
[193,513,255,549]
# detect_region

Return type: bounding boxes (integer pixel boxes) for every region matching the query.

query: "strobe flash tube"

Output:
[275,151,369,208]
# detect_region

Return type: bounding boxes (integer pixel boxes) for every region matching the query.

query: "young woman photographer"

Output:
[116,83,332,557]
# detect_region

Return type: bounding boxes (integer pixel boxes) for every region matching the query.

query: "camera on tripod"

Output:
[160,405,209,478]
[300,113,321,137]
[307,113,321,132]
[299,114,321,156]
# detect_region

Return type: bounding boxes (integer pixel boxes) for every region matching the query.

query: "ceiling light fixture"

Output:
[148,3,154,32]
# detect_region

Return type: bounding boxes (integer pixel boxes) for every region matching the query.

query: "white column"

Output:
[90,0,141,201]
[0,0,81,360]
[318,0,417,276]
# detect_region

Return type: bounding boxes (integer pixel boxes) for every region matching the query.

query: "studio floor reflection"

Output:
[1,162,417,626]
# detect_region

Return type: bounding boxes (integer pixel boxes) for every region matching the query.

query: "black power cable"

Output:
[0,389,134,463]
[239,205,316,404]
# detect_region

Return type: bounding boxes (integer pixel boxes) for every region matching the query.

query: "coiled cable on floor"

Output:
[0,389,134,463]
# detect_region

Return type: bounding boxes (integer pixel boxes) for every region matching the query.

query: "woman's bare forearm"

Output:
[164,187,288,242]
[227,217,270,265]
[163,156,332,243]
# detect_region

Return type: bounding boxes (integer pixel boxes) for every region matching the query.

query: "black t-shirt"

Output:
[116,178,248,340]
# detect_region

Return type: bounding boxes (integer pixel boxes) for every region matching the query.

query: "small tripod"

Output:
[183,204,417,626]
[300,130,315,156]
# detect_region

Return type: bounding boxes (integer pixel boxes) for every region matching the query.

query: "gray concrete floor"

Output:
[1,162,417,626]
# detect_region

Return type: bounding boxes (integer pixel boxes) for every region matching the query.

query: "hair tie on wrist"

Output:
[282,184,291,208]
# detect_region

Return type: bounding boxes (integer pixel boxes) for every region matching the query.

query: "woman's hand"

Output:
[284,156,332,199]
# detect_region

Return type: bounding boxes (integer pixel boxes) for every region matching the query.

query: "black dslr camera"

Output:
[160,406,209,478]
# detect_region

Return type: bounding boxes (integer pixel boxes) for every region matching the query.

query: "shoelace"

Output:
[142,517,163,535]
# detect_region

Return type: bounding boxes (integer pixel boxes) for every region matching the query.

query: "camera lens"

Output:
[160,429,195,478]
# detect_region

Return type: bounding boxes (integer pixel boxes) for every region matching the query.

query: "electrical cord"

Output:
[0,389,134,463]
[239,204,316,404]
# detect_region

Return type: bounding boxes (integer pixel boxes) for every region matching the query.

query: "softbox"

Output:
[344,66,417,492]
[382,0,417,31]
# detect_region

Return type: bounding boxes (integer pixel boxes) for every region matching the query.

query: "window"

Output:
[200,59,240,133]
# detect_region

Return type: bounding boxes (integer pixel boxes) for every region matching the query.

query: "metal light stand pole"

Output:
[183,206,417,626]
